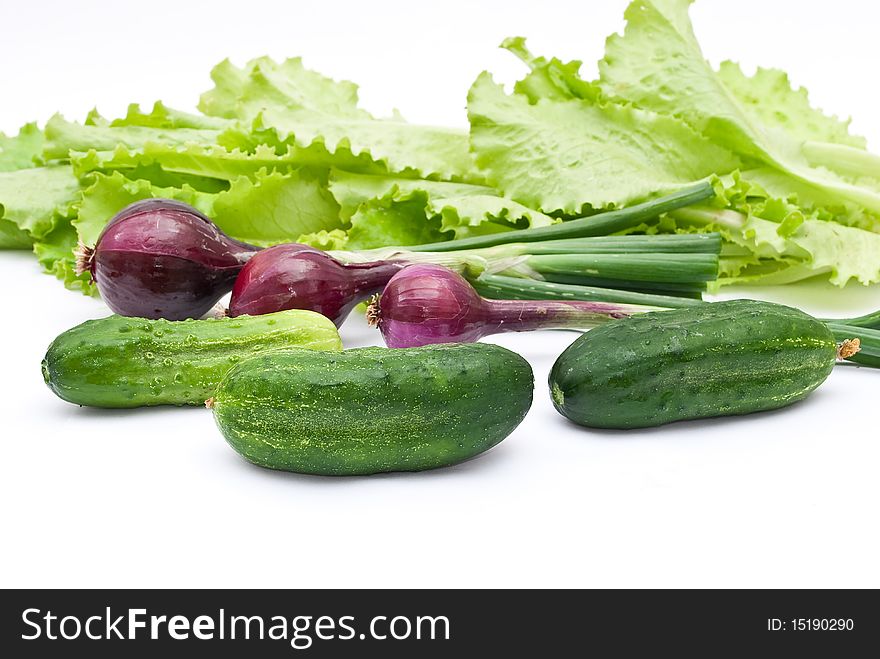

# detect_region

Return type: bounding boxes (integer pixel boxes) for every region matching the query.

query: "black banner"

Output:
[1,589,876,656]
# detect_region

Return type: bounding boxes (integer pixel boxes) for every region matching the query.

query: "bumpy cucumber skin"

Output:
[42,310,342,408]
[211,343,534,476]
[549,300,837,429]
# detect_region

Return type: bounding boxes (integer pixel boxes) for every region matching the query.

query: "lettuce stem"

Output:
[802,141,880,181]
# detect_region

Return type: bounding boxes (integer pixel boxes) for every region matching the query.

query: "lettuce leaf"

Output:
[345,193,446,249]
[468,72,739,214]
[330,170,560,235]
[670,173,880,287]
[327,170,556,242]
[783,219,880,286]
[0,123,44,171]
[714,62,865,150]
[475,4,880,287]
[33,222,96,294]
[0,125,58,248]
[500,37,601,104]
[199,56,479,182]
[598,0,880,213]
[43,114,221,161]
[199,57,362,121]
[74,173,211,247]
[210,169,342,246]
[0,218,33,249]
[0,163,84,283]
[111,101,230,131]
[74,169,342,249]
[328,170,497,219]
[71,142,293,185]
[0,166,79,240]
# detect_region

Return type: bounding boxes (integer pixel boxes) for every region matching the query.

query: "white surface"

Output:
[2,0,880,588]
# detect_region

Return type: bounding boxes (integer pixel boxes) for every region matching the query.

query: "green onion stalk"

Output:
[334,234,720,298]
[331,182,722,299]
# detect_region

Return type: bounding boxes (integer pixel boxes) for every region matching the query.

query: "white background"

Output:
[2,0,879,588]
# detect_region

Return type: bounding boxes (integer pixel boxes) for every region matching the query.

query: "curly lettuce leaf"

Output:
[298,228,349,250]
[0,166,79,240]
[255,110,476,182]
[0,219,33,249]
[0,123,44,171]
[33,222,96,294]
[738,166,880,234]
[210,169,342,246]
[780,219,880,286]
[600,0,856,156]
[432,194,556,237]
[328,170,556,240]
[199,57,362,121]
[0,123,53,249]
[500,37,601,104]
[715,62,865,150]
[713,222,880,288]
[1,126,78,249]
[199,56,479,181]
[111,101,230,130]
[328,170,496,220]
[74,172,210,247]
[43,114,220,161]
[218,122,390,175]
[598,0,880,212]
[75,169,342,249]
[300,184,557,250]
[671,174,880,287]
[468,72,739,214]
[345,193,445,249]
[72,142,296,184]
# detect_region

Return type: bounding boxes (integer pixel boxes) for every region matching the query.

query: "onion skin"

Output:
[371,264,645,348]
[82,199,260,320]
[228,244,406,326]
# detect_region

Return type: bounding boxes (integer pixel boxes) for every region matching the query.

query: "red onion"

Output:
[77,199,260,320]
[228,244,406,326]
[368,264,660,348]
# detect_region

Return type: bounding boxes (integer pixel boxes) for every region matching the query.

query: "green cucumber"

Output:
[549,300,840,429]
[210,343,534,475]
[42,310,342,408]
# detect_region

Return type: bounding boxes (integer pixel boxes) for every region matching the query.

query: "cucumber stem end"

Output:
[837,338,862,360]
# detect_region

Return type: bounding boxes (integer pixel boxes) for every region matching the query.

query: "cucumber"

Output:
[42,310,342,408]
[210,343,534,475]
[549,300,839,429]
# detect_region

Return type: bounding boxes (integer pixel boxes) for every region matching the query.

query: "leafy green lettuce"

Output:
[75,170,342,248]
[0,123,44,171]
[4,6,880,295]
[468,71,739,214]
[199,56,480,182]
[468,0,880,286]
[1,53,549,294]
[597,0,880,221]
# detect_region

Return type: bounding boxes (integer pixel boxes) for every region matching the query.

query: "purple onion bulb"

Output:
[229,244,406,326]
[369,264,641,348]
[77,199,260,320]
